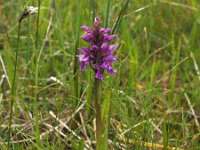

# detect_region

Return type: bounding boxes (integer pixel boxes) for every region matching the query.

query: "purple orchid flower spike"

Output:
[79,17,117,80]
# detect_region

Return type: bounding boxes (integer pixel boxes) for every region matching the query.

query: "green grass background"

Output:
[0,0,200,149]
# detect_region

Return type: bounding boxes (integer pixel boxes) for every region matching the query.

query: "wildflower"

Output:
[19,6,38,22]
[79,17,117,80]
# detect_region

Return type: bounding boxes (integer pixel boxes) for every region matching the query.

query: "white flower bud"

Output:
[19,6,38,22]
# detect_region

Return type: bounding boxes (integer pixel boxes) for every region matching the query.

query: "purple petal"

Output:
[80,63,87,71]
[79,54,89,62]
[108,45,115,53]
[81,33,94,43]
[94,17,101,27]
[100,62,111,69]
[92,45,99,51]
[101,43,108,52]
[99,28,112,34]
[100,62,115,74]
[95,68,103,80]
[102,44,115,53]
[103,55,117,62]
[103,34,116,43]
[107,67,115,74]
[79,47,90,53]
[81,25,93,32]
[95,17,100,23]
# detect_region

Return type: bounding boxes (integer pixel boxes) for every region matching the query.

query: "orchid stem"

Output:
[94,78,102,149]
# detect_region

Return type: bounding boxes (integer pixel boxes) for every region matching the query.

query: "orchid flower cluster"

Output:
[78,17,117,80]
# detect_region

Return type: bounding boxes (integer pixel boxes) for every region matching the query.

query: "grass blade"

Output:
[34,0,41,147]
[101,89,111,150]
[7,21,21,149]
[104,0,110,28]
[112,0,130,34]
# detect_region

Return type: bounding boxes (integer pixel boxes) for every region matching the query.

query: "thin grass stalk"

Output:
[73,0,81,106]
[112,0,130,34]
[104,0,110,28]
[7,21,21,149]
[34,0,41,146]
[91,0,95,22]
[26,16,30,63]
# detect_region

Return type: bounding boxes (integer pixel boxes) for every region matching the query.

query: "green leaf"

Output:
[101,89,111,121]
[98,88,111,150]
[71,139,84,150]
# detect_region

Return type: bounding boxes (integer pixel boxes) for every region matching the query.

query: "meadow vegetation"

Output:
[0,0,200,149]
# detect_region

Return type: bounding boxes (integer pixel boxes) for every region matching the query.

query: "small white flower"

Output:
[26,6,38,15]
[19,6,38,22]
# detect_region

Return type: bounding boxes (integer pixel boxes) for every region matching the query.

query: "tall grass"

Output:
[7,19,21,149]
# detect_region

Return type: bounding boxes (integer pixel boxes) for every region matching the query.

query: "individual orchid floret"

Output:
[79,17,117,80]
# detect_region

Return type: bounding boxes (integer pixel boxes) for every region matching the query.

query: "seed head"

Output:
[19,6,38,22]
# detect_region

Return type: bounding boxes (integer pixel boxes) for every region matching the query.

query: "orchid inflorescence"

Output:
[78,17,117,80]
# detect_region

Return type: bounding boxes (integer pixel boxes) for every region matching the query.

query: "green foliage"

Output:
[101,89,111,149]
